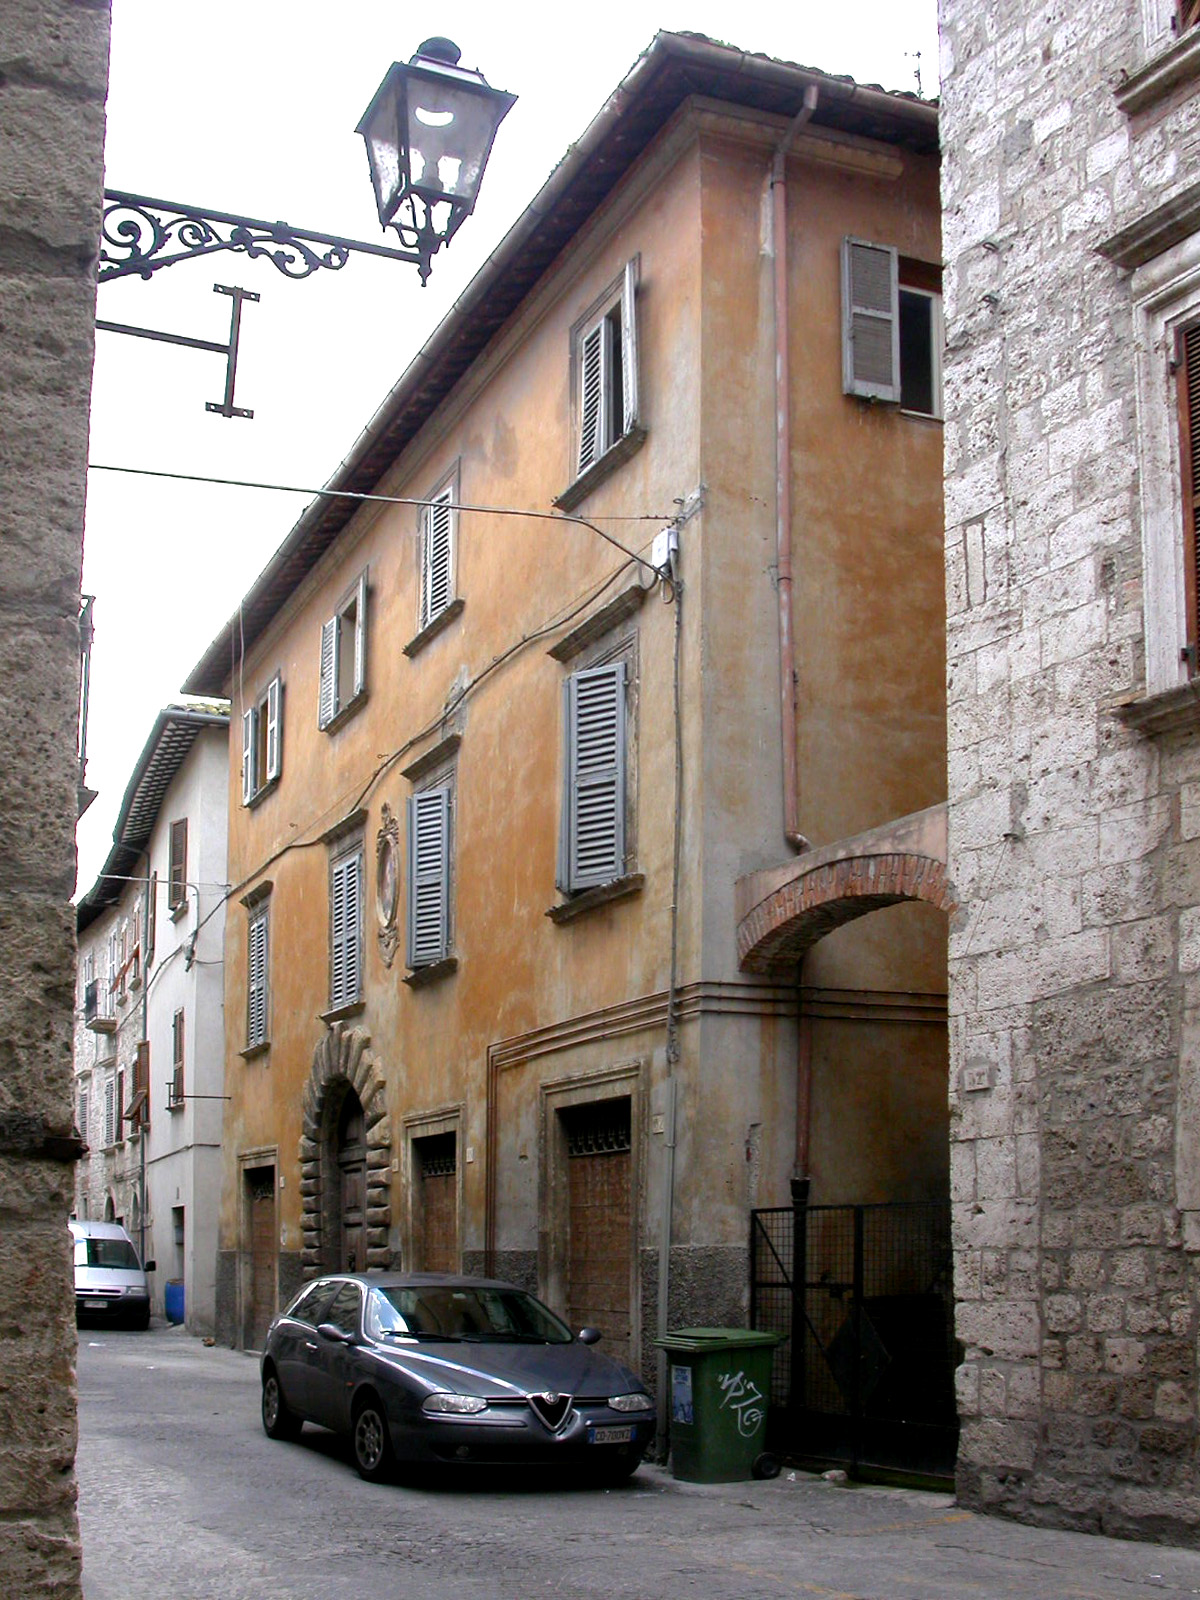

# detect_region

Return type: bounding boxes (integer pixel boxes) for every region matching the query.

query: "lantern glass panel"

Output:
[405,75,504,204]
[362,89,405,225]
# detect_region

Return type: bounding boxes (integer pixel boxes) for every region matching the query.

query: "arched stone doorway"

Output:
[299,1023,393,1278]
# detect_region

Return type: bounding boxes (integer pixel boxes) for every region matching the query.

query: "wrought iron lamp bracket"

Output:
[100,189,435,284]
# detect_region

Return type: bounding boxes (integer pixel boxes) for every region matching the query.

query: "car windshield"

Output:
[365,1285,573,1345]
[75,1238,140,1271]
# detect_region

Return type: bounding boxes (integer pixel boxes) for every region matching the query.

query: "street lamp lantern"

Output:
[357,37,516,283]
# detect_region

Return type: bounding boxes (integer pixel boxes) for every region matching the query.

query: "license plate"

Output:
[84,1299,107,1310]
[589,1424,635,1445]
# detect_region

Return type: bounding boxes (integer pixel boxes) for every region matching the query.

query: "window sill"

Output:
[168,901,187,922]
[320,691,367,737]
[1114,25,1200,118]
[239,1040,270,1061]
[245,776,280,810]
[403,597,465,659]
[553,426,647,513]
[167,1098,184,1114]
[546,873,644,923]
[86,1016,117,1035]
[403,955,458,989]
[320,1000,365,1026]
[1111,681,1200,736]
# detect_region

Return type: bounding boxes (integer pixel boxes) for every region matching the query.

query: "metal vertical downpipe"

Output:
[771,89,817,855]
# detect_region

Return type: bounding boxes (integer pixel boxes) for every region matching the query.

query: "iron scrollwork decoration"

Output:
[99,190,432,284]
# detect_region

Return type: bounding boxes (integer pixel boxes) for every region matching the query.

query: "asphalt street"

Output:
[76,1324,1200,1600]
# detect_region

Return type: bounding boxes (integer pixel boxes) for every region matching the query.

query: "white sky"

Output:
[79,0,940,894]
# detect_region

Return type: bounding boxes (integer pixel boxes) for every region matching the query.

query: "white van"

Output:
[70,1220,155,1329]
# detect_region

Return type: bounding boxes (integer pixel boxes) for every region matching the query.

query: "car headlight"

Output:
[422,1393,487,1415]
[608,1392,653,1412]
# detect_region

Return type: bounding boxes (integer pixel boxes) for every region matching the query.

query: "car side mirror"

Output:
[143,1261,156,1273]
[578,1326,602,1345]
[317,1321,356,1345]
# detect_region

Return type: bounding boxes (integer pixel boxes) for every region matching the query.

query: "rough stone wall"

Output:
[0,2,110,1594]
[941,0,1200,1545]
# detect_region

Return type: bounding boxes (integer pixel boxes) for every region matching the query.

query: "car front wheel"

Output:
[352,1395,394,1481]
[261,1369,302,1441]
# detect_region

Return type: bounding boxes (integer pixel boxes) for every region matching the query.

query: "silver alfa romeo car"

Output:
[260,1272,655,1482]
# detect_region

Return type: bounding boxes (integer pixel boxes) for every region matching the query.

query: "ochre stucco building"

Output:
[185,33,947,1455]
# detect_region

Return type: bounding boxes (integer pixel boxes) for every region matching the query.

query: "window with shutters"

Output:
[408,469,463,651]
[555,634,640,911]
[127,1039,149,1131]
[77,1083,89,1143]
[169,1011,185,1110]
[146,872,157,966]
[328,844,364,1014]
[406,782,454,975]
[168,818,188,914]
[841,238,943,418]
[104,1073,116,1147]
[1125,243,1200,709]
[318,571,368,732]
[241,674,283,805]
[246,901,270,1051]
[556,259,644,513]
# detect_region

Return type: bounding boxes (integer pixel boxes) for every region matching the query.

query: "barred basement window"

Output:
[561,1097,632,1156]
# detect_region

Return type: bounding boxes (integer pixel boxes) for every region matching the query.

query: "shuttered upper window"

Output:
[559,660,627,893]
[407,785,452,969]
[241,674,282,805]
[420,486,456,633]
[842,238,943,418]
[318,572,368,731]
[329,846,363,1012]
[555,259,643,512]
[1180,321,1200,671]
[168,818,188,913]
[247,903,270,1048]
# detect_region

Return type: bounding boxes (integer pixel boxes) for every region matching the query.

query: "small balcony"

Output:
[84,981,116,1034]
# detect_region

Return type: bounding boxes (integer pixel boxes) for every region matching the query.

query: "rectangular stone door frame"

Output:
[239,1145,278,1350]
[401,1103,464,1271]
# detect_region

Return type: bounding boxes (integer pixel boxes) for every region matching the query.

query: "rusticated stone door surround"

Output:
[299,1024,393,1276]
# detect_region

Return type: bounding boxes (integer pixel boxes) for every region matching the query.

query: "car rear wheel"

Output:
[352,1395,394,1481]
[261,1369,302,1441]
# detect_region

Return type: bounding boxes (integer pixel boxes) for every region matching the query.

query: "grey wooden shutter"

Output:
[265,675,282,783]
[407,788,450,967]
[318,617,337,728]
[565,661,626,891]
[621,258,639,435]
[353,572,368,699]
[421,491,454,629]
[247,909,269,1046]
[1180,323,1200,669]
[241,708,254,804]
[841,237,900,402]
[330,851,361,1009]
[577,319,607,475]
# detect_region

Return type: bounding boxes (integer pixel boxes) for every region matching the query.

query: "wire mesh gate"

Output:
[750,1198,958,1480]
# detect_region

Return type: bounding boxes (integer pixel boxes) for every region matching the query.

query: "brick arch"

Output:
[298,1023,393,1278]
[737,850,956,972]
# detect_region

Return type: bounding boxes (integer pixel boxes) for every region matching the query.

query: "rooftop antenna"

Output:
[906,49,924,97]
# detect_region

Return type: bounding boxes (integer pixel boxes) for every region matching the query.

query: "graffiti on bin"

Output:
[717,1367,766,1438]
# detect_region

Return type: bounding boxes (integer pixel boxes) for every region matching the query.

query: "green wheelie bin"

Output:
[655,1327,783,1483]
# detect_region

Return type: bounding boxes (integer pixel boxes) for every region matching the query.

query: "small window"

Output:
[329,845,363,1011]
[558,660,628,893]
[146,872,156,965]
[171,1010,185,1109]
[562,259,641,502]
[241,674,282,804]
[168,819,188,912]
[318,572,368,731]
[247,902,270,1049]
[407,785,452,969]
[419,481,457,634]
[77,1085,88,1140]
[841,238,943,418]
[104,1075,116,1147]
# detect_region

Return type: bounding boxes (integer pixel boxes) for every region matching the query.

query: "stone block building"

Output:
[0,1,111,1594]
[941,0,1200,1545]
